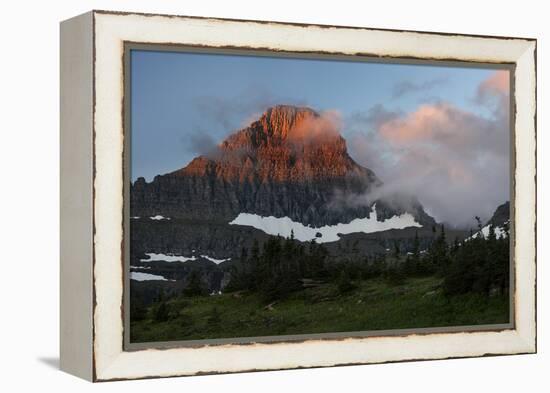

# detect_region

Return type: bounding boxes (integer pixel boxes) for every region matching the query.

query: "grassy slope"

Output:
[130,276,509,343]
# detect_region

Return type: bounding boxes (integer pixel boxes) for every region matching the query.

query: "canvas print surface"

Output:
[128,48,511,344]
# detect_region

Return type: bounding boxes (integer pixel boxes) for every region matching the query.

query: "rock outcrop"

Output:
[487,201,510,228]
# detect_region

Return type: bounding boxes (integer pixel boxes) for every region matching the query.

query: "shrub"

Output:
[337,269,356,295]
[153,301,169,322]
[207,306,221,325]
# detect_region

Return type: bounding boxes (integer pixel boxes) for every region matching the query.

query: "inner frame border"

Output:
[122,42,517,352]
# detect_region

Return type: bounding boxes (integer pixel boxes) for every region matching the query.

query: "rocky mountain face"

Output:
[487,201,510,228]
[467,201,510,241]
[131,105,434,227]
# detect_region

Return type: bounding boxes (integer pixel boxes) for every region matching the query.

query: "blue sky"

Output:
[131,49,496,181]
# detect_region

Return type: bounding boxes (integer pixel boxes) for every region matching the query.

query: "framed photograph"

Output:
[60,10,537,381]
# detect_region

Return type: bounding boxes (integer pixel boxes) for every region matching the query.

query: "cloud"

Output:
[391,76,449,99]
[349,104,402,130]
[289,110,342,144]
[345,70,510,228]
[328,185,423,219]
[184,130,221,160]
[477,70,510,97]
[193,86,308,131]
[474,70,510,116]
[186,87,310,160]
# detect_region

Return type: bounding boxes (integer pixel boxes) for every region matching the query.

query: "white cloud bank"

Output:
[345,70,510,228]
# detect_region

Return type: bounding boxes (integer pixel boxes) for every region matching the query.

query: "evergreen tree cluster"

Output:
[442,221,510,297]
[221,220,509,302]
[385,222,509,297]
[226,231,331,302]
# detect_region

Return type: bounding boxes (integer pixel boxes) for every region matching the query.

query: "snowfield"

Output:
[140,253,197,263]
[200,255,231,264]
[140,252,230,264]
[468,221,508,241]
[229,204,422,243]
[149,215,170,221]
[130,272,173,281]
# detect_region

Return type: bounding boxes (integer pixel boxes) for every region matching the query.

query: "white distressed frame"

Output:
[85,11,536,381]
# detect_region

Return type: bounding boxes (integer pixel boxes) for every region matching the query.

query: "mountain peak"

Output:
[487,201,510,228]
[133,105,435,227]
[258,105,320,137]
[263,104,318,117]
[178,105,366,182]
[221,104,343,150]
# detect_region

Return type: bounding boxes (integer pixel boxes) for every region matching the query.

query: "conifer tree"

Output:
[337,268,355,294]
[184,270,206,297]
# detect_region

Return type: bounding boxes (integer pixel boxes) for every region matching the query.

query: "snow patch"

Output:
[200,255,231,264]
[467,221,508,241]
[140,253,197,263]
[149,215,170,221]
[139,252,231,264]
[130,272,173,281]
[229,204,422,243]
